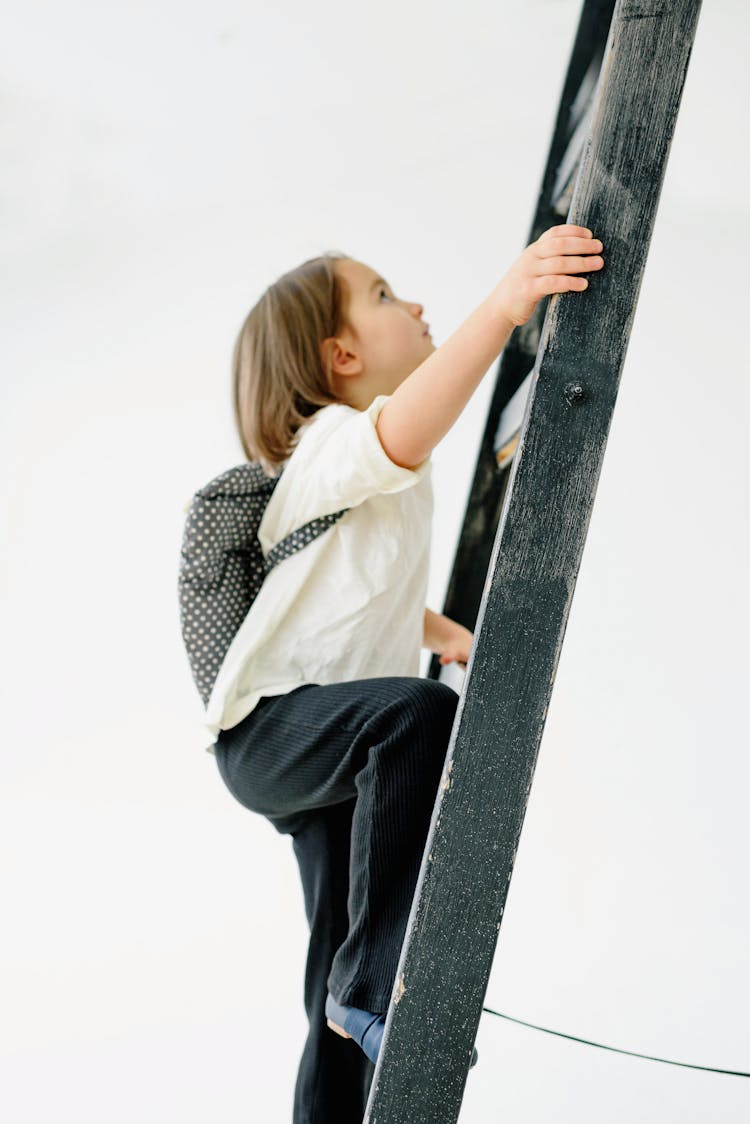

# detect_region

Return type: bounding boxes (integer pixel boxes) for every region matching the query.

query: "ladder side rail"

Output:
[368,2,703,1121]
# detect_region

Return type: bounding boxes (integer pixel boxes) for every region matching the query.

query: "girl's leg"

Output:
[284,801,375,1124]
[214,676,460,1014]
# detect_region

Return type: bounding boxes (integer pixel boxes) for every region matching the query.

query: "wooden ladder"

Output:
[363,1,703,1120]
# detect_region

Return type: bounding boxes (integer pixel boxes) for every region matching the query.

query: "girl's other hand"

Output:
[437,622,474,669]
[492,224,604,328]
[424,609,473,667]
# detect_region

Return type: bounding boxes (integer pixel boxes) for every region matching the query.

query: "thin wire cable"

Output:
[481,1005,750,1078]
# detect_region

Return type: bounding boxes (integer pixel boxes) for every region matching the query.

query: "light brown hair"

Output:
[232,252,353,477]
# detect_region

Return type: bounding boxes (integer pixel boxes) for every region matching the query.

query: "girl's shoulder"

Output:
[306,400,358,426]
[294,400,358,445]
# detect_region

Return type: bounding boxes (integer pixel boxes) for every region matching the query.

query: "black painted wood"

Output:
[367,1,703,1120]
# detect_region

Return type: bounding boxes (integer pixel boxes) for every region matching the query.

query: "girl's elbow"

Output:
[375,412,426,470]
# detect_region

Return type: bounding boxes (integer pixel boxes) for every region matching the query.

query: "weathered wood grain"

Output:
[367,1,703,1120]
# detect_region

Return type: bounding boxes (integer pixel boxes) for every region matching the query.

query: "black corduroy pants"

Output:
[213,675,460,1124]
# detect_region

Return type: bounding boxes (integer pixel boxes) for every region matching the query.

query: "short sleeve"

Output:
[258,393,431,554]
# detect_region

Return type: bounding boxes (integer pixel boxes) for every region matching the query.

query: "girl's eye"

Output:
[379,288,392,302]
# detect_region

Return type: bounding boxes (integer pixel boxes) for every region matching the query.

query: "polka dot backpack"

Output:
[178,462,348,708]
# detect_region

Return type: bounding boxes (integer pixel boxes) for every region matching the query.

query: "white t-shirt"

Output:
[202,392,433,753]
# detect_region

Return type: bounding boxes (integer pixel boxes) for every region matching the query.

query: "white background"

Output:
[2,1,748,1121]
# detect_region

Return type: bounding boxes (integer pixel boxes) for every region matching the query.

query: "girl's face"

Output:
[321,259,436,410]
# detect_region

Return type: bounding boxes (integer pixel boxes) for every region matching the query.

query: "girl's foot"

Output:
[324,992,478,1068]
[325,993,384,1063]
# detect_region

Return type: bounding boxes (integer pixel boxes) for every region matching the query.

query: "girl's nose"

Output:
[409,301,424,318]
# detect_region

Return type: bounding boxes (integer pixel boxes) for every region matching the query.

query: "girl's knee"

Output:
[358,677,459,758]
[402,678,459,733]
[417,677,459,708]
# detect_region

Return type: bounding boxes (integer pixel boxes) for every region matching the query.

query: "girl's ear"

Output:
[320,336,363,378]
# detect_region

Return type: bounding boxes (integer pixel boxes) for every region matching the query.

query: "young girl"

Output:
[209,224,604,1122]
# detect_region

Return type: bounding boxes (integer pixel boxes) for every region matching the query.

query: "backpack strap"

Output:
[265,508,350,572]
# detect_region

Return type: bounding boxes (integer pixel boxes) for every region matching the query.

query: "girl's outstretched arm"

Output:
[377,225,604,469]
